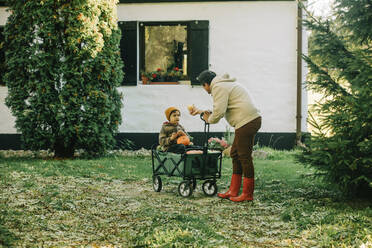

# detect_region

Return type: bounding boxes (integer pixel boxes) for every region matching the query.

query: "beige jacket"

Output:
[208,74,260,129]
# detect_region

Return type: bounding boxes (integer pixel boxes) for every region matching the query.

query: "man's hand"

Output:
[190,109,202,116]
[202,111,211,122]
[188,104,202,116]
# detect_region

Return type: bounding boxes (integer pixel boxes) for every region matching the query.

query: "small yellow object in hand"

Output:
[187,104,195,113]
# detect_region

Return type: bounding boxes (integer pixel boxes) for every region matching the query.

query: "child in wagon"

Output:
[159,106,193,153]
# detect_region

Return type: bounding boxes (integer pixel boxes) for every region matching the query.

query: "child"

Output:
[159,107,192,153]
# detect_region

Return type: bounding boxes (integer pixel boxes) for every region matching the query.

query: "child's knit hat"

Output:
[165,107,180,121]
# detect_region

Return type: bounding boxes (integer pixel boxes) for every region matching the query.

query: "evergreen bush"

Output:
[298,0,372,196]
[4,0,124,157]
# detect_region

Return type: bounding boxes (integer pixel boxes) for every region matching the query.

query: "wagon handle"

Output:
[200,112,206,122]
[200,111,212,123]
[200,112,210,153]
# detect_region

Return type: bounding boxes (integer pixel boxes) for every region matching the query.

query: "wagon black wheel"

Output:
[178,181,193,197]
[202,180,217,196]
[191,178,197,190]
[153,176,162,192]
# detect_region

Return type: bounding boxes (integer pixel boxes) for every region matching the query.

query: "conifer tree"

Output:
[4,0,124,158]
[298,0,372,195]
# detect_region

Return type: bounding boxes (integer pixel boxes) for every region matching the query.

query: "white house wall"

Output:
[0,7,8,25]
[117,1,301,133]
[0,87,16,134]
[0,8,14,133]
[0,2,306,135]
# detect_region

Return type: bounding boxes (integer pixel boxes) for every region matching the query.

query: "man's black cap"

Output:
[196,70,216,85]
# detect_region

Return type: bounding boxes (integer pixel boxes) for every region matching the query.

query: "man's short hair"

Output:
[196,70,216,85]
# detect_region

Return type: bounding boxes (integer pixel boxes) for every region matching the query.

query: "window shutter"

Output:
[118,21,138,86]
[188,20,209,85]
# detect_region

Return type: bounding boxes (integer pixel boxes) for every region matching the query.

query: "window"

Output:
[118,20,209,86]
[141,23,188,83]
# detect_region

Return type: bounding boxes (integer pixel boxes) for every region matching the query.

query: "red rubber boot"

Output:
[230,177,254,202]
[217,174,242,199]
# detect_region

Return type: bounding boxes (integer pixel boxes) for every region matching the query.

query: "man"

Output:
[190,70,261,202]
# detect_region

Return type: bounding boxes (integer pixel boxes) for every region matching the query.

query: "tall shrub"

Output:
[4,0,124,157]
[298,0,372,195]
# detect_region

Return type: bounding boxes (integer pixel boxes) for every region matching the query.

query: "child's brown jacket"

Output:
[159,122,189,151]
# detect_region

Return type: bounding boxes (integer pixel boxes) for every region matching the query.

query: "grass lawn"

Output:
[0,149,371,247]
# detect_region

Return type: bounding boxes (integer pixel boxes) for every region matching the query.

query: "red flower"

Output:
[174,67,179,71]
[152,73,157,78]
[157,68,162,72]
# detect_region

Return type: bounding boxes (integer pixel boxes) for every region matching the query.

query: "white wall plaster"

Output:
[0,7,9,25]
[0,2,306,134]
[116,1,302,133]
[0,87,17,133]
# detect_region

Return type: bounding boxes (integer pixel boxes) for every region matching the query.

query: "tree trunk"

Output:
[54,139,75,158]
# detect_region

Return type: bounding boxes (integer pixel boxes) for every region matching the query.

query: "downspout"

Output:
[296,2,303,145]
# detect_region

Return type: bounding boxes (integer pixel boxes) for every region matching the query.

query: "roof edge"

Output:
[0,0,296,7]
[119,0,295,3]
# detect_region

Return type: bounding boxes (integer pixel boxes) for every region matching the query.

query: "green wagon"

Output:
[151,114,222,197]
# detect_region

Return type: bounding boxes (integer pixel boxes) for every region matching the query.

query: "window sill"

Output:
[147,81,180,85]
[142,80,191,86]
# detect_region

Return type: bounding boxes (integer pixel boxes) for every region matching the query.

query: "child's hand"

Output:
[177,130,186,137]
[170,132,178,141]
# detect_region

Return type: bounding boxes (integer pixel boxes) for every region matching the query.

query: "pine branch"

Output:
[307,111,325,137]
[302,2,370,85]
[303,55,351,97]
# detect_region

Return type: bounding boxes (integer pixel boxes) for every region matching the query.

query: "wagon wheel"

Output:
[153,176,162,192]
[202,180,218,196]
[178,181,193,197]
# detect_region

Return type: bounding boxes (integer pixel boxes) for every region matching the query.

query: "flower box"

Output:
[148,81,180,85]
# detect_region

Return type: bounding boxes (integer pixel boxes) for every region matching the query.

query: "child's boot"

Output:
[230,177,254,202]
[217,174,242,199]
